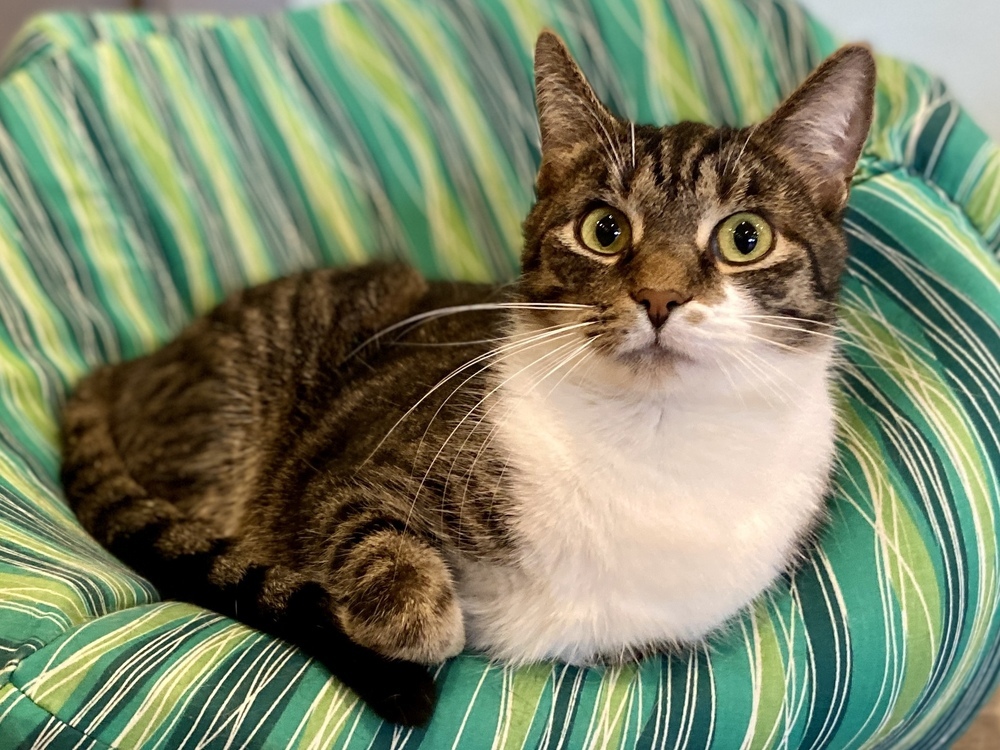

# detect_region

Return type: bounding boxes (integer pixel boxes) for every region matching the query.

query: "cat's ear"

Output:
[534,30,618,187]
[758,45,876,213]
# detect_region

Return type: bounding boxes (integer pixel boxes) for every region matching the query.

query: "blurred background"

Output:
[0,0,998,140]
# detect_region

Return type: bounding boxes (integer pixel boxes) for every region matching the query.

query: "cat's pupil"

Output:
[733,221,759,254]
[595,214,621,247]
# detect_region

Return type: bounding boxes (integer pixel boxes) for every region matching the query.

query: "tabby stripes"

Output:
[0,0,996,746]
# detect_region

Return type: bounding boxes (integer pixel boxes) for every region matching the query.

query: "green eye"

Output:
[580,206,631,255]
[714,212,774,264]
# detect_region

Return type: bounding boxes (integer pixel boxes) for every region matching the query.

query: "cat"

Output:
[60,31,875,726]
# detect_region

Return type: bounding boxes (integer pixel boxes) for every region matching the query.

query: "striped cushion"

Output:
[0,0,997,746]
[0,13,222,77]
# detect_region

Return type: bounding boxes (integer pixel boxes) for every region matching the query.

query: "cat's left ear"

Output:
[534,30,619,190]
[758,45,876,214]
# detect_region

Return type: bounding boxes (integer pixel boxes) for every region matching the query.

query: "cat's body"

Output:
[61,32,875,725]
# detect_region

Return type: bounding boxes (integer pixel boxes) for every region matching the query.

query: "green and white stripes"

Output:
[0,0,997,747]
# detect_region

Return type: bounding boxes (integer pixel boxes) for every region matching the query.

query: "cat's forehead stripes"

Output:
[582,124,774,226]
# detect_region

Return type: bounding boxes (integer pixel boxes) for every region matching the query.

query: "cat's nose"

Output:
[631,288,690,329]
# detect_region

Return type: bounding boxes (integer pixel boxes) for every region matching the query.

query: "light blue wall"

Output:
[798,0,1000,140]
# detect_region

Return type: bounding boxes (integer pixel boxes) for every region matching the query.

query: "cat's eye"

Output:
[714,212,774,264]
[579,206,631,255]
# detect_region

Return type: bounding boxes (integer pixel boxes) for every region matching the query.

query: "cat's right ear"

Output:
[534,31,617,189]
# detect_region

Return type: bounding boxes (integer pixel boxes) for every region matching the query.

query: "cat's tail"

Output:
[59,367,436,726]
[61,366,158,548]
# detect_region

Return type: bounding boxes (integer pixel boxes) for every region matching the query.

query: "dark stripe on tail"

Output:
[59,367,435,726]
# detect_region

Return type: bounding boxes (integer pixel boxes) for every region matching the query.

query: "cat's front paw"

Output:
[362,661,437,727]
[335,531,465,664]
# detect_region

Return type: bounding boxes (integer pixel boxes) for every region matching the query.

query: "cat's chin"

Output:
[570,341,696,394]
[614,342,691,368]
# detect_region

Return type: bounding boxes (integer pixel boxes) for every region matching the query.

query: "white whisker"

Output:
[358,321,595,468]
[737,314,839,329]
[346,301,595,360]
[630,122,636,170]
[707,351,746,410]
[730,123,758,176]
[743,320,843,343]
[542,336,600,397]
[402,335,587,537]
[732,349,796,406]
[569,88,625,180]
[739,332,803,354]
[446,337,600,538]
[405,327,587,483]
[393,319,585,349]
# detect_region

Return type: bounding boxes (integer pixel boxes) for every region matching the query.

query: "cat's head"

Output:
[516,32,875,391]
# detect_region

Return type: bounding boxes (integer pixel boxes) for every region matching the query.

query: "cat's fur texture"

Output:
[60,32,875,725]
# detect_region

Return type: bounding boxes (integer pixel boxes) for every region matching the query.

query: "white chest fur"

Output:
[456,347,836,665]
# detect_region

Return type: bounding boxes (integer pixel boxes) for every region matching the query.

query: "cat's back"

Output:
[62,263,500,537]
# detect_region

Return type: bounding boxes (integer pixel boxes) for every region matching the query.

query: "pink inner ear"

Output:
[762,47,876,211]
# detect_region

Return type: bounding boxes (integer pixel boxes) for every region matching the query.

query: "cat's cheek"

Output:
[714,281,762,318]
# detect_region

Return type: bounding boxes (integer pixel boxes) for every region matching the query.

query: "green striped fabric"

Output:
[0,0,997,746]
[0,12,224,79]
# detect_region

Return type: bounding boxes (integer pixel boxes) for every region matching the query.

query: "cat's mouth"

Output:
[614,336,693,367]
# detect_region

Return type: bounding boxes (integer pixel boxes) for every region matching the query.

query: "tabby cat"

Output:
[61,32,875,725]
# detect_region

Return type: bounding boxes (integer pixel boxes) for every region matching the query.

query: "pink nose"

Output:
[631,288,690,328]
